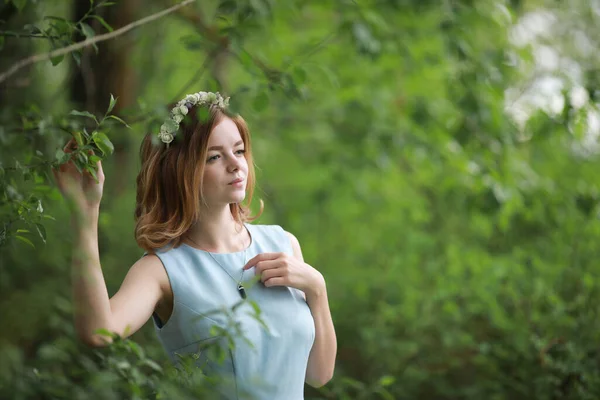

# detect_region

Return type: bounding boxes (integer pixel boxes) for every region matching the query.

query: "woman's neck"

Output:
[185,206,249,253]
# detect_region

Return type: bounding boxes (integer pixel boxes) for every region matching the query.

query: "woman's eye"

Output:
[207,155,220,162]
[236,149,246,155]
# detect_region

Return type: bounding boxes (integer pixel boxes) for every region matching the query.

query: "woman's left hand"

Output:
[243,252,325,298]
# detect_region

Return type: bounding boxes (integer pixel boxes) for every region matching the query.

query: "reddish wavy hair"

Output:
[134,105,262,253]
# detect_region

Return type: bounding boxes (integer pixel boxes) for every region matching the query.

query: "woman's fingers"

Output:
[260,267,282,283]
[264,277,285,288]
[255,259,281,275]
[244,252,286,270]
[96,160,105,182]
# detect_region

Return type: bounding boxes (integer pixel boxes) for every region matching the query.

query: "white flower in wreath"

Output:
[159,132,174,144]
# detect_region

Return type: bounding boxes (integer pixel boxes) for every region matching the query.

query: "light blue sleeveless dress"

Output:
[149,223,315,400]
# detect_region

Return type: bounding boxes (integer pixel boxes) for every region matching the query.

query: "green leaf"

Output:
[89,15,113,32]
[15,235,35,248]
[249,300,261,315]
[23,24,41,34]
[115,361,131,370]
[46,17,71,36]
[93,132,114,156]
[252,92,269,112]
[72,50,81,67]
[106,115,130,128]
[16,229,30,234]
[55,149,70,164]
[35,223,46,243]
[107,94,117,115]
[379,375,395,387]
[73,161,82,173]
[143,359,162,372]
[76,151,88,164]
[89,155,102,163]
[70,110,98,124]
[94,328,113,337]
[50,54,64,66]
[84,164,98,182]
[79,22,95,39]
[97,1,117,8]
[73,131,84,147]
[44,16,68,22]
[127,340,144,358]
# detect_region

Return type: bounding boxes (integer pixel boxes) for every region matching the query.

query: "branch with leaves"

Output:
[0,93,127,249]
[0,0,196,84]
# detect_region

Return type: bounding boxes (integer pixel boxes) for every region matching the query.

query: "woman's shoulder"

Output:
[125,252,170,291]
[246,222,298,251]
[247,222,288,236]
[137,251,167,269]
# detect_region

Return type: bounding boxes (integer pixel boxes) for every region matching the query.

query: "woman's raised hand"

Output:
[52,138,105,217]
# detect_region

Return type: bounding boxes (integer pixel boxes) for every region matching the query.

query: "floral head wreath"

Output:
[158,91,230,147]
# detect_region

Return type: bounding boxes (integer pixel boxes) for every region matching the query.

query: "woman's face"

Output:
[201,117,248,208]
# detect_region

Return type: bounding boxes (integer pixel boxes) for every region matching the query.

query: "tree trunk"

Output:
[70,0,141,195]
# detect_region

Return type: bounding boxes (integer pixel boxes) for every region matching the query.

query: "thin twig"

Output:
[0,0,196,85]
[3,162,51,171]
[0,32,61,39]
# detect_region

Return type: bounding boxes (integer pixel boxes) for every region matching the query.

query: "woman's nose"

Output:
[226,153,241,172]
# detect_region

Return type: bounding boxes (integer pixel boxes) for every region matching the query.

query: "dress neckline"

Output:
[180,222,254,256]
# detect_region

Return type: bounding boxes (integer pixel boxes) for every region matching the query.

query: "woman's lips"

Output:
[229,178,245,188]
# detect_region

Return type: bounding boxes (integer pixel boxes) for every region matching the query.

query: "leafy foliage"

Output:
[1,0,600,399]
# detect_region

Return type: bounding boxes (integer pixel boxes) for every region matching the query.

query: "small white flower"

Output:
[179,105,188,115]
[160,132,174,144]
[173,114,184,124]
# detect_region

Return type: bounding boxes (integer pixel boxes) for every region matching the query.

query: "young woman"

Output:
[53,91,337,399]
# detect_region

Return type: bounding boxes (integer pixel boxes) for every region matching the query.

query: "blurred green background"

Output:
[1,0,600,399]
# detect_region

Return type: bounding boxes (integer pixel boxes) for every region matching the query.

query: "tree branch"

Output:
[0,0,196,85]
[0,32,61,39]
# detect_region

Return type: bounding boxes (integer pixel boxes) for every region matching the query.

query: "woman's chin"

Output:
[229,193,247,204]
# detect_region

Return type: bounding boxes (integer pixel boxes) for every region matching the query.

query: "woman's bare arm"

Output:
[72,212,165,346]
[54,139,166,347]
[286,232,337,387]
